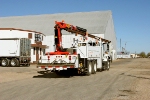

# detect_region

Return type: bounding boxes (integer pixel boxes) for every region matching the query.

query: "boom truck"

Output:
[37,20,111,75]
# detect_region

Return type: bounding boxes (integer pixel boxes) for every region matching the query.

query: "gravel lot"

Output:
[0,58,150,100]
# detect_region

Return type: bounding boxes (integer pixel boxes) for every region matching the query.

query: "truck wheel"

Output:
[86,61,92,76]
[110,56,112,63]
[92,61,97,74]
[10,58,18,67]
[1,58,9,67]
[106,60,110,71]
[26,63,30,67]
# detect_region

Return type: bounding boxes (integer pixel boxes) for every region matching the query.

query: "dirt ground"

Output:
[0,58,150,100]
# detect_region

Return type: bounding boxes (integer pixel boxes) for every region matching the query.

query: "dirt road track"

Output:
[0,58,150,100]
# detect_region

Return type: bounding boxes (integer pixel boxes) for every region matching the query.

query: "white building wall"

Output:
[117,55,130,59]
[0,30,28,38]
[130,54,138,58]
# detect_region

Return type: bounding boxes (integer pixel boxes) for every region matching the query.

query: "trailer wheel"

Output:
[10,58,19,67]
[86,61,92,76]
[97,68,102,72]
[0,60,1,66]
[1,58,9,67]
[92,61,97,74]
[15,59,20,67]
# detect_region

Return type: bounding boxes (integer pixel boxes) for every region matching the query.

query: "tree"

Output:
[139,52,146,58]
[147,52,150,58]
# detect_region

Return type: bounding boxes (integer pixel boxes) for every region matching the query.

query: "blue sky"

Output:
[0,0,150,54]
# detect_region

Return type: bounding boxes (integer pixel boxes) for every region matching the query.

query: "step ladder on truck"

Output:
[37,20,112,76]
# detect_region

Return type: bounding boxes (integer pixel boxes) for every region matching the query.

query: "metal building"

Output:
[117,51,131,59]
[0,10,117,60]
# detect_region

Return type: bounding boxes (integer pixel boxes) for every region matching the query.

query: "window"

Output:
[35,34,42,42]
[28,33,32,39]
[93,42,96,46]
[88,41,92,46]
[96,42,100,46]
[42,36,43,41]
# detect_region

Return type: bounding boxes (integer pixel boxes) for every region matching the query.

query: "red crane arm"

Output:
[46,20,111,55]
[53,21,87,54]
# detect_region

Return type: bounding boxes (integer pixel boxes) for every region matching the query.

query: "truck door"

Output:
[77,43,87,58]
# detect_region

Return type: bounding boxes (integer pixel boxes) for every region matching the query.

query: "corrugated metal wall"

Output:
[0,11,112,35]
[0,10,117,60]
[103,14,117,59]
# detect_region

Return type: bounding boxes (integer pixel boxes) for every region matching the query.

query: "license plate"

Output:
[72,56,76,60]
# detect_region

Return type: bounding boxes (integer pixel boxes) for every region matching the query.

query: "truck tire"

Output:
[86,61,92,76]
[106,60,110,71]
[110,56,112,63]
[92,60,97,74]
[97,68,102,72]
[10,58,19,67]
[15,59,20,67]
[1,58,9,67]
[26,63,30,67]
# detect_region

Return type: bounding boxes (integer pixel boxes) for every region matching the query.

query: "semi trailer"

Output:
[37,20,111,75]
[0,38,31,67]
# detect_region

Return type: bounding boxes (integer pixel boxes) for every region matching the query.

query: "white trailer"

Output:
[0,38,31,67]
[37,21,111,76]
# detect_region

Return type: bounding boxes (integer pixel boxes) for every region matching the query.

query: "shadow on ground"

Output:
[33,70,83,78]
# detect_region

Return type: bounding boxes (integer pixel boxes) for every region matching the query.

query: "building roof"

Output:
[0,28,44,35]
[0,10,112,36]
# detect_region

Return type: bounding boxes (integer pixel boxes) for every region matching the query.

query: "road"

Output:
[0,58,150,100]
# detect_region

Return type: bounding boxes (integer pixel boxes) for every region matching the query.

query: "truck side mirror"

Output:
[107,44,109,51]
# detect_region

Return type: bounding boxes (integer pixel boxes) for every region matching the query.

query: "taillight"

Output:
[69,56,71,60]
[48,56,50,60]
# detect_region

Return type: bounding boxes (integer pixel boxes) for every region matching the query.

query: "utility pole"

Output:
[120,38,121,52]
[125,42,127,52]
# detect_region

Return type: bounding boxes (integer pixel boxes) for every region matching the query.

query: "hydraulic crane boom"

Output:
[47,20,111,55]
